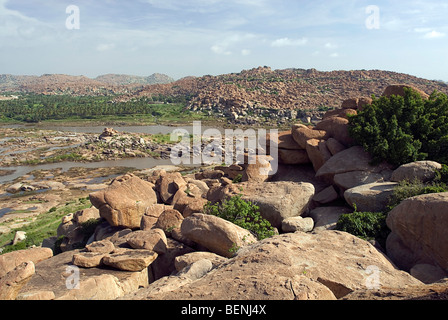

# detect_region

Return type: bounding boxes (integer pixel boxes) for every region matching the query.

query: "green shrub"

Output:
[336,210,389,248]
[204,195,276,241]
[348,88,448,166]
[387,179,448,211]
[434,164,448,184]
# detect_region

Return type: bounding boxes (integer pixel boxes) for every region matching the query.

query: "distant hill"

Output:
[94,73,175,86]
[0,73,174,95]
[1,68,447,114]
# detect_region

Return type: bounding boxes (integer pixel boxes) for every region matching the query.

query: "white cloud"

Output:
[423,30,446,39]
[241,49,251,56]
[329,52,339,58]
[96,43,116,51]
[271,37,308,47]
[211,44,232,55]
[324,42,337,49]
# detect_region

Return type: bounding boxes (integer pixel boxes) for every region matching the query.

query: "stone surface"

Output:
[156,172,187,205]
[240,181,315,229]
[135,231,421,300]
[89,173,158,229]
[291,124,327,149]
[0,247,53,278]
[344,182,398,212]
[102,249,158,272]
[155,209,184,237]
[140,204,170,230]
[18,250,149,300]
[277,148,310,165]
[313,185,339,204]
[0,261,35,300]
[181,213,257,258]
[174,252,227,272]
[126,229,168,254]
[391,161,442,183]
[382,84,429,99]
[314,117,354,147]
[334,170,392,192]
[281,216,314,233]
[309,206,353,233]
[386,192,448,272]
[306,139,330,172]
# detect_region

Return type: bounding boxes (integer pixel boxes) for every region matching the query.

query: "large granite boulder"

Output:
[386,192,448,275]
[135,231,421,300]
[89,174,158,229]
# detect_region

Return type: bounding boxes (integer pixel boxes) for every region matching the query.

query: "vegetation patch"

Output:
[0,197,91,254]
[204,195,276,241]
[348,88,448,166]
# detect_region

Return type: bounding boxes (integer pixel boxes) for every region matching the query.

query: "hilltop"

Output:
[0,73,174,96]
[1,67,447,120]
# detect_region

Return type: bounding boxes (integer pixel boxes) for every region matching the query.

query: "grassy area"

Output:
[0,197,92,254]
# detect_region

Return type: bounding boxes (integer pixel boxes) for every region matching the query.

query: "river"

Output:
[0,124,209,184]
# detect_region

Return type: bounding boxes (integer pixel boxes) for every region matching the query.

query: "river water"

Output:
[0,124,207,184]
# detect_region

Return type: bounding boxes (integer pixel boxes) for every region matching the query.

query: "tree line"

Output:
[0,94,191,122]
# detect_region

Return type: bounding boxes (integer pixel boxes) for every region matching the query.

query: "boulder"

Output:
[316,146,387,184]
[391,161,442,183]
[344,182,398,212]
[156,172,187,205]
[267,131,302,150]
[291,124,327,149]
[323,108,357,119]
[174,252,227,272]
[386,192,448,272]
[181,213,257,258]
[382,84,429,99]
[0,247,53,279]
[18,250,149,300]
[240,181,315,229]
[277,149,310,165]
[325,138,346,156]
[281,216,314,233]
[341,98,359,109]
[72,252,107,268]
[102,249,158,272]
[241,155,273,183]
[140,204,170,231]
[148,238,195,281]
[89,174,158,229]
[0,261,35,300]
[306,139,331,172]
[155,209,184,237]
[309,206,353,233]
[138,231,421,300]
[410,264,448,284]
[334,170,392,192]
[314,117,354,147]
[126,229,168,254]
[73,207,100,224]
[312,185,339,204]
[85,239,115,254]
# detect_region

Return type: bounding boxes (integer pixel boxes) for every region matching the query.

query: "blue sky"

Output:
[1,0,447,80]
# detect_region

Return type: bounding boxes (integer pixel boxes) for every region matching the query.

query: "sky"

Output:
[0,0,447,81]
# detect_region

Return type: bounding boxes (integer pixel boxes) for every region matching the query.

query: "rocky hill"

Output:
[0,73,174,96]
[1,67,447,122]
[94,73,175,86]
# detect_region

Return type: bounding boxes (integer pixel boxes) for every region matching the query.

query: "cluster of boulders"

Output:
[1,84,448,300]
[80,128,172,161]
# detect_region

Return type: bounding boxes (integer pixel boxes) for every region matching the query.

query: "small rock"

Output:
[281,216,314,233]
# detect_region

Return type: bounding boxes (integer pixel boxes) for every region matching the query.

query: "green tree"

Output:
[348,88,448,166]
